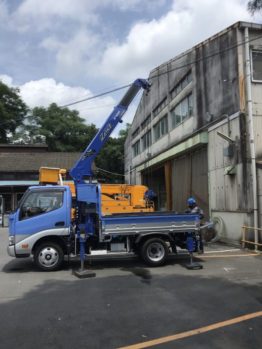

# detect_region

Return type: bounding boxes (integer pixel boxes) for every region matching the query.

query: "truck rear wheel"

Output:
[140,238,168,267]
[34,242,64,271]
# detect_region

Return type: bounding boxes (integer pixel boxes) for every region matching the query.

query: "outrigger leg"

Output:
[73,229,96,279]
[185,233,203,270]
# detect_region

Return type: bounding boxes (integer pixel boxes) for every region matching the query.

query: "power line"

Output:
[148,32,262,81]
[60,83,131,108]
[60,32,262,108]
[96,166,125,177]
[2,31,262,116]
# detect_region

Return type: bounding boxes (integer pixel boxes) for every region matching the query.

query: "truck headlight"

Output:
[9,236,15,246]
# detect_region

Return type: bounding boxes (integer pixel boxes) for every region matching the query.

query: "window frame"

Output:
[153,114,168,141]
[170,70,192,99]
[251,50,262,82]
[132,140,140,157]
[142,130,152,151]
[171,93,193,129]
[19,188,65,220]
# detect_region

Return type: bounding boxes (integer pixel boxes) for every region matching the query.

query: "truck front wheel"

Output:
[34,242,64,271]
[140,238,168,267]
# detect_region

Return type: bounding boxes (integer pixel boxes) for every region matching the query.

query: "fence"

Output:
[241,226,262,251]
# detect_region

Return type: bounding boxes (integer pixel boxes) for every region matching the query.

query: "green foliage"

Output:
[0,81,28,142]
[247,0,262,14]
[96,123,131,179]
[28,103,97,151]
[2,82,131,178]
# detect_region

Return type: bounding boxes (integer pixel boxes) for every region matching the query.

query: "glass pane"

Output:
[188,93,193,116]
[181,98,188,120]
[21,191,63,219]
[3,194,12,212]
[142,135,146,150]
[161,116,168,135]
[154,123,160,140]
[187,70,192,83]
[173,105,181,127]
[148,131,152,146]
[181,78,187,89]
[252,51,262,80]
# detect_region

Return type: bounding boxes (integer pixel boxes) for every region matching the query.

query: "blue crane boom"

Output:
[69,79,150,184]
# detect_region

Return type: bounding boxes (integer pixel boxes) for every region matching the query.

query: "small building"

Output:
[125,21,262,244]
[0,144,80,213]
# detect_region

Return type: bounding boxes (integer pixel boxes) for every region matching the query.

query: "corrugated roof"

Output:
[0,152,81,171]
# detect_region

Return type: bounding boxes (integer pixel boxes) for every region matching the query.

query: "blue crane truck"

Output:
[7,79,203,271]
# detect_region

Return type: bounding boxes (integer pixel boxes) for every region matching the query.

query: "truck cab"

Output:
[8,186,72,269]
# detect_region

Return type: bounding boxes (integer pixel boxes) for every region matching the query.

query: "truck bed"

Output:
[101,213,200,236]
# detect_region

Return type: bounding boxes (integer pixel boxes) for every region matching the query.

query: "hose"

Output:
[210,216,224,243]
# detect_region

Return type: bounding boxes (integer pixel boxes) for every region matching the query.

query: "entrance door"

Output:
[172,147,209,216]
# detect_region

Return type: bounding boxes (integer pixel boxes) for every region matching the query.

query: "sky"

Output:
[0,0,261,135]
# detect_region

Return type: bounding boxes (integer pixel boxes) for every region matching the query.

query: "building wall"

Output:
[258,165,262,229]
[125,23,242,177]
[208,114,254,241]
[125,22,262,243]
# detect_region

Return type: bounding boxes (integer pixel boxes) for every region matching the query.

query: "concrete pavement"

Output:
[0,228,261,349]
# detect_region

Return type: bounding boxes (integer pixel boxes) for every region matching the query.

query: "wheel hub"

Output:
[147,243,165,262]
[38,247,59,267]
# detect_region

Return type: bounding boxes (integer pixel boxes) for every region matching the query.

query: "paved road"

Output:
[0,228,261,349]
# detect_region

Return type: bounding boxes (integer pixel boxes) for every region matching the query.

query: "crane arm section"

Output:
[69,79,150,184]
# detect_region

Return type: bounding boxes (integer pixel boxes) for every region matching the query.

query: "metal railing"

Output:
[241,226,262,251]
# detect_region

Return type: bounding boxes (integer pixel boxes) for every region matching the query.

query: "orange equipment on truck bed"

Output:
[39,167,154,215]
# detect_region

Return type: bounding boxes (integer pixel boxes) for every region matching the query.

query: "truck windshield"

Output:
[20,190,64,220]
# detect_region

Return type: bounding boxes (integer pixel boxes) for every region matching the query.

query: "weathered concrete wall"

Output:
[125,25,241,176]
[258,166,262,228]
[124,21,262,243]
[208,113,255,240]
[194,29,239,127]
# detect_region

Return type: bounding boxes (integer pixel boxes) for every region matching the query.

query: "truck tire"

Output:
[140,238,168,267]
[34,242,64,271]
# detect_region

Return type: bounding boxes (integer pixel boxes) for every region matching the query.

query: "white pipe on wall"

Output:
[244,27,258,251]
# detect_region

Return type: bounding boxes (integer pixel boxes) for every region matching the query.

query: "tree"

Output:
[0,81,28,142]
[247,0,262,14]
[96,123,131,180]
[26,103,97,151]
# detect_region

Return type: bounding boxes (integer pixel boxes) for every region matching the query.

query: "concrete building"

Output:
[125,21,262,244]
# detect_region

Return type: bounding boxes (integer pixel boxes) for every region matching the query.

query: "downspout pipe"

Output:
[244,27,258,251]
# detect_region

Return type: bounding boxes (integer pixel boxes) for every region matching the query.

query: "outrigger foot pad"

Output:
[73,269,96,279]
[185,251,203,270]
[185,262,203,270]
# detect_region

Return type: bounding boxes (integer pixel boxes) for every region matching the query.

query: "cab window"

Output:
[20,190,64,220]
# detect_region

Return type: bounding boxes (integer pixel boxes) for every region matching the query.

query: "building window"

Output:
[141,114,151,130]
[132,127,140,139]
[133,140,140,157]
[170,70,192,99]
[153,115,168,141]
[252,50,262,81]
[142,130,152,150]
[153,97,167,118]
[171,93,193,128]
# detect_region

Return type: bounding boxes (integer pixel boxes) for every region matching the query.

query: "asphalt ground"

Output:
[0,227,261,349]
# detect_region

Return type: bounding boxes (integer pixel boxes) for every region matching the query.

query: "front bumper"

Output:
[7,245,15,257]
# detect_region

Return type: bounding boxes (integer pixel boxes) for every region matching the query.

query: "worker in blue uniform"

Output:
[185,197,204,253]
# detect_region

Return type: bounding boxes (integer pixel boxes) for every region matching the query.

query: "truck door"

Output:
[12,187,71,238]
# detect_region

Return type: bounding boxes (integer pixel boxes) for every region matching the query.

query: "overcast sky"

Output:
[0,0,260,133]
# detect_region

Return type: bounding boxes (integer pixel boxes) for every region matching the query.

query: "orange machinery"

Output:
[39,167,154,215]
